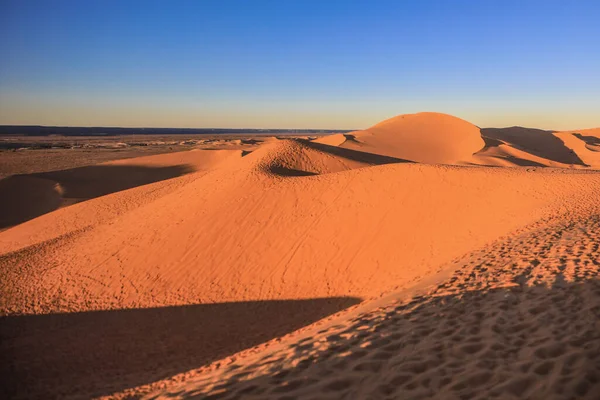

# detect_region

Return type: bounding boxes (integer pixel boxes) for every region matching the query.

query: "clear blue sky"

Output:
[1,0,598,129]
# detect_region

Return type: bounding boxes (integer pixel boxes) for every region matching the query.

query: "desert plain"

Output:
[1,112,599,399]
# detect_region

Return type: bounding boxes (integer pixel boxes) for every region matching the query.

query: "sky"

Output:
[0,0,599,130]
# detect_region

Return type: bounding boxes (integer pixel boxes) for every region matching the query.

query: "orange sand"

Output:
[1,113,599,399]
[341,112,485,164]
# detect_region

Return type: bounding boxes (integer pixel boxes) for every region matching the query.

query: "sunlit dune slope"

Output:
[316,114,599,169]
[312,133,347,147]
[255,139,406,176]
[143,205,600,400]
[341,112,485,164]
[106,148,243,169]
[3,116,600,400]
[0,149,241,230]
[2,139,599,315]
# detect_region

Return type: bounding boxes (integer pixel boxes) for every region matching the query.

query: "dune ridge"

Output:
[2,143,600,316]
[315,113,600,169]
[136,201,600,400]
[1,112,600,399]
[0,149,242,231]
[340,112,485,164]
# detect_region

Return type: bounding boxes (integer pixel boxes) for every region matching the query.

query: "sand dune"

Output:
[312,133,348,147]
[480,127,586,166]
[105,148,243,169]
[325,113,599,169]
[1,114,600,399]
[3,140,600,317]
[1,297,361,399]
[474,127,600,169]
[573,128,600,149]
[0,149,241,231]
[472,142,556,167]
[554,129,600,168]
[140,206,600,400]
[340,112,485,164]
[258,139,406,176]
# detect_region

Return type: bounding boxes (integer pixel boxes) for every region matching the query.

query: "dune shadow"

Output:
[479,135,504,148]
[0,297,361,399]
[268,165,319,177]
[0,164,194,229]
[166,277,600,399]
[0,176,63,229]
[573,133,600,146]
[342,133,361,143]
[478,136,546,167]
[503,156,547,167]
[481,127,585,165]
[298,139,412,166]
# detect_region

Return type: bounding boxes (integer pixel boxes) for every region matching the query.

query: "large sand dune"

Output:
[320,113,599,169]
[340,112,485,164]
[1,113,600,399]
[143,208,600,400]
[3,139,599,316]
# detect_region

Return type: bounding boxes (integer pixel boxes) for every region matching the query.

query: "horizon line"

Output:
[2,123,598,133]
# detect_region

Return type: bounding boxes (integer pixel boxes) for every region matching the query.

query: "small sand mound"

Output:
[312,133,347,147]
[341,112,485,164]
[250,139,406,176]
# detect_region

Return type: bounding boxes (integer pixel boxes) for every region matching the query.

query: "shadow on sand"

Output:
[264,139,410,177]
[0,297,361,399]
[300,139,412,166]
[0,164,195,229]
[501,156,546,167]
[481,127,586,165]
[574,133,600,147]
[162,278,600,399]
[268,165,319,177]
[477,136,547,167]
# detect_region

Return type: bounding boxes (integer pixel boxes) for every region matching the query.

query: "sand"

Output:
[554,129,600,168]
[1,113,599,399]
[137,206,600,400]
[341,112,485,164]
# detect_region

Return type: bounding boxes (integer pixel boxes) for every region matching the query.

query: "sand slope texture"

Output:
[1,112,599,399]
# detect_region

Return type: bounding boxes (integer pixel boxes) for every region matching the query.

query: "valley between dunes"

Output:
[1,113,599,399]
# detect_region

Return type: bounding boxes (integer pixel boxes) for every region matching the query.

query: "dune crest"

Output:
[341,112,485,164]
[312,133,347,147]
[2,120,600,399]
[249,139,406,177]
[2,142,600,318]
